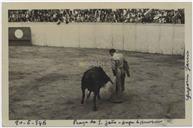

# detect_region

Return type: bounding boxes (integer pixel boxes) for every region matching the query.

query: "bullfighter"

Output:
[109,49,130,102]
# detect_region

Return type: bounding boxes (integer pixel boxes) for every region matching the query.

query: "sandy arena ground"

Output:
[9,46,185,119]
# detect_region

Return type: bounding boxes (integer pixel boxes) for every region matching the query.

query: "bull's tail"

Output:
[81,73,86,104]
[81,87,85,104]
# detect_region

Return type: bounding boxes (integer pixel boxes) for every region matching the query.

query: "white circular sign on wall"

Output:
[14,29,24,39]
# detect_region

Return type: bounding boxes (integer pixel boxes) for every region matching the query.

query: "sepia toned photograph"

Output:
[2,2,192,127]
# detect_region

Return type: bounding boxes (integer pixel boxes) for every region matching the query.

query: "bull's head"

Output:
[98,66,113,85]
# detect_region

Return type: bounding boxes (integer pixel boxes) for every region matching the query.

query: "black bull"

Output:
[81,66,113,111]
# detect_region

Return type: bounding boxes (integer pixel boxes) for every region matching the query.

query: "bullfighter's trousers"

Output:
[115,68,125,94]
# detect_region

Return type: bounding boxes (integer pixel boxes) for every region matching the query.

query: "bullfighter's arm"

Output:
[111,59,117,76]
[124,59,130,77]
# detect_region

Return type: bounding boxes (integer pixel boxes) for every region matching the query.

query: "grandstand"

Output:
[8,8,184,24]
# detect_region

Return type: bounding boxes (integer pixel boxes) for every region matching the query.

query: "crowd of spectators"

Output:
[8,8,185,24]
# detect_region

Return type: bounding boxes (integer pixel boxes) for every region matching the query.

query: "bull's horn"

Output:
[109,79,113,85]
